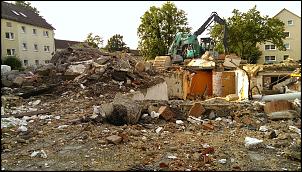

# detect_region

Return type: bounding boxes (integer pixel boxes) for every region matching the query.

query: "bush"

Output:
[3,56,22,70]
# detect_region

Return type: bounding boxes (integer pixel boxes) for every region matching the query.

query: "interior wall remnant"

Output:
[235,69,249,100]
[213,71,236,97]
[187,70,213,99]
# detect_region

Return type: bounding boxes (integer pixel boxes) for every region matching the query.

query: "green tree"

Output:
[105,34,129,52]
[137,1,191,60]
[84,33,103,49]
[210,6,286,64]
[14,1,39,14]
[3,56,22,70]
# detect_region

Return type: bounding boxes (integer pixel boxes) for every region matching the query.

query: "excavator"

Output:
[153,12,228,68]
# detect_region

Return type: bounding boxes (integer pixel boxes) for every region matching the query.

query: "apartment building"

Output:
[258,8,301,64]
[1,2,55,67]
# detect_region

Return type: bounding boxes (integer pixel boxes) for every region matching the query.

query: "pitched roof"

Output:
[55,39,83,50]
[273,8,301,19]
[1,2,55,30]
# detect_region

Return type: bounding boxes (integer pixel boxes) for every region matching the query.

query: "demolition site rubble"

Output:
[1,46,301,171]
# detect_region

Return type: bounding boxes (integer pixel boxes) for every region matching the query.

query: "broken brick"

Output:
[188,102,205,117]
[202,146,215,155]
[202,123,214,130]
[158,106,175,121]
[264,100,293,113]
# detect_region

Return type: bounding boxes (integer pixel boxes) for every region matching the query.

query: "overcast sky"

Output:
[20,1,302,49]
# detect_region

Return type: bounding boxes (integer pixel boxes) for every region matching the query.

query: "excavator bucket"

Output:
[153,56,172,70]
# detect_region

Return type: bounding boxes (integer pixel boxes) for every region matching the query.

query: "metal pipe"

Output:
[252,92,301,101]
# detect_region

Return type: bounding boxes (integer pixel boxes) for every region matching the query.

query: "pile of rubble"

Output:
[1,46,163,100]
[1,46,301,171]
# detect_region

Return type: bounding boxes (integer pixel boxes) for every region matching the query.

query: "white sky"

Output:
[19,1,302,49]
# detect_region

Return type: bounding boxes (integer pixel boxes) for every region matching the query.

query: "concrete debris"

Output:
[244,137,264,150]
[187,116,203,125]
[150,111,160,118]
[259,126,268,132]
[289,126,301,135]
[267,110,298,120]
[264,100,293,113]
[155,127,163,134]
[30,150,47,158]
[176,120,184,125]
[218,159,227,164]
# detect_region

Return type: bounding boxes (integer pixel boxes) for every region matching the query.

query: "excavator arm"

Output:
[194,12,228,54]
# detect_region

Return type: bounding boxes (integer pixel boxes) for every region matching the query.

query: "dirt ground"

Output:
[1,92,301,171]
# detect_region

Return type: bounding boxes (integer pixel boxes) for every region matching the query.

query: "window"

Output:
[11,10,20,15]
[7,49,16,56]
[24,60,28,66]
[283,55,289,60]
[35,60,39,65]
[43,31,49,37]
[288,20,293,25]
[264,44,276,50]
[44,46,50,52]
[5,32,14,40]
[33,29,37,35]
[21,26,26,33]
[20,12,27,17]
[265,56,276,62]
[6,22,12,27]
[284,43,290,50]
[34,44,38,51]
[284,32,290,38]
[22,43,27,50]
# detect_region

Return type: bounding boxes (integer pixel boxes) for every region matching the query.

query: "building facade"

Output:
[1,2,55,67]
[258,9,301,64]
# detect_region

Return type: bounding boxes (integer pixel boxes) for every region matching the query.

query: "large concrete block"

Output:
[264,100,293,113]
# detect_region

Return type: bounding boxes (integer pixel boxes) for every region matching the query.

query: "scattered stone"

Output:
[150,111,160,118]
[218,159,227,164]
[135,61,145,72]
[202,123,214,130]
[13,76,24,86]
[259,126,268,132]
[268,131,277,139]
[289,126,301,135]
[244,137,264,150]
[155,127,163,134]
[30,150,47,158]
[192,152,201,161]
[106,135,122,144]
[208,111,216,120]
[176,120,184,125]
[17,126,28,132]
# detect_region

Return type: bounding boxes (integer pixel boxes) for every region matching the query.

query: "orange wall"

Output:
[188,70,213,97]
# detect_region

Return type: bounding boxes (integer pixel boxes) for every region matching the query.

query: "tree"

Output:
[15,1,39,14]
[84,33,103,49]
[210,6,286,63]
[137,2,191,60]
[105,34,129,52]
[3,56,22,70]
